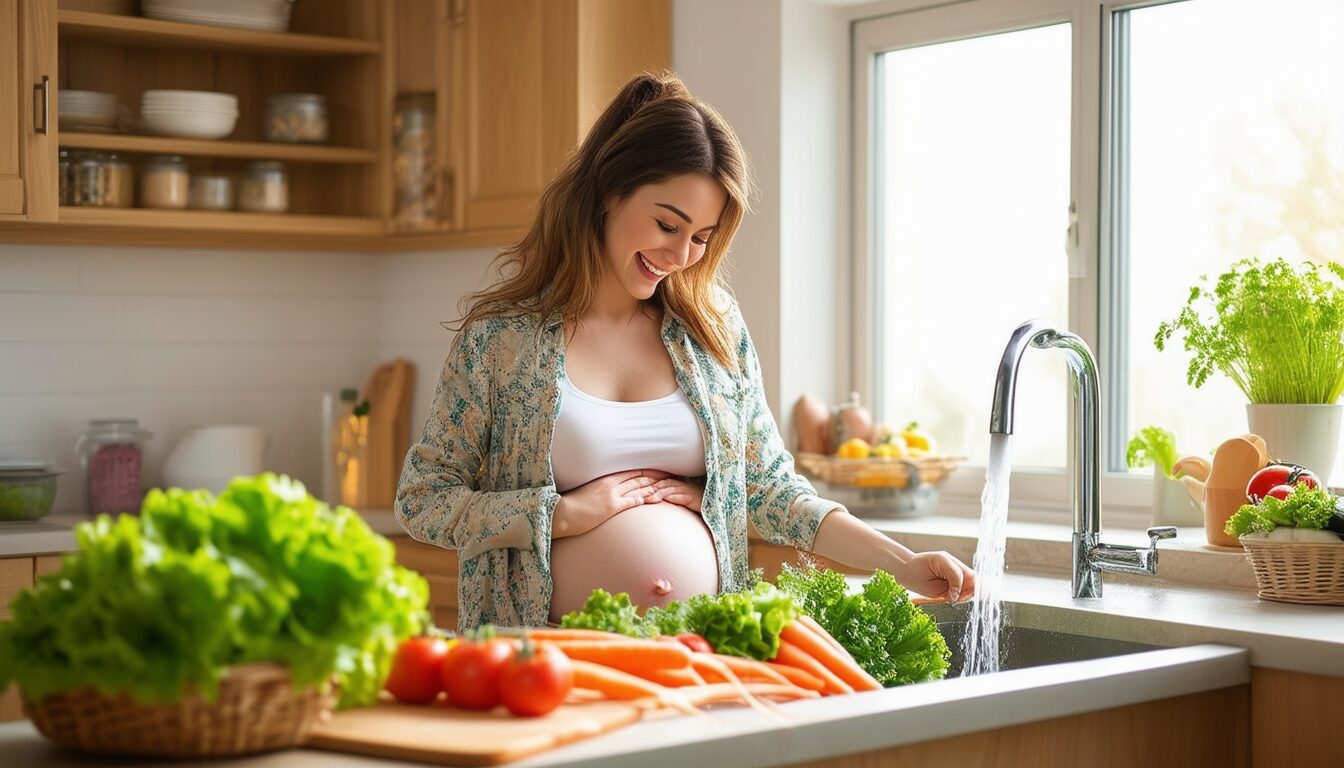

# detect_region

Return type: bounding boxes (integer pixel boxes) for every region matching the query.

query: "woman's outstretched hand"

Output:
[644,477,703,512]
[553,469,671,538]
[898,551,977,603]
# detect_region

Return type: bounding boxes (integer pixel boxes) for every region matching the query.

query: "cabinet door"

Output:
[457,0,560,232]
[393,538,460,631]
[0,558,34,722]
[0,0,57,221]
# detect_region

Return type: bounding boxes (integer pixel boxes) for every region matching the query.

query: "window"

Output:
[854,0,1344,514]
[1113,0,1344,475]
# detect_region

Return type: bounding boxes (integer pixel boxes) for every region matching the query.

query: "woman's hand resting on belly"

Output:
[553,468,675,538]
[643,477,703,512]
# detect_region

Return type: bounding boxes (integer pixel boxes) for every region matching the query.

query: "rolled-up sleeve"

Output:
[394,321,558,560]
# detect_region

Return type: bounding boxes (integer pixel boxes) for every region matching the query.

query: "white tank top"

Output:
[550,375,706,492]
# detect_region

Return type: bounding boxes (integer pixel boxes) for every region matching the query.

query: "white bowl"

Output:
[58,90,117,129]
[142,0,293,33]
[142,109,238,139]
[142,89,238,110]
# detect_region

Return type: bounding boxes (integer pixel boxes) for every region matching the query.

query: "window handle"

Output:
[1065,201,1084,278]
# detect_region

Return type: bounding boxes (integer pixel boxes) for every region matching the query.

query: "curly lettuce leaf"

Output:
[667,582,798,660]
[776,563,949,686]
[558,590,656,638]
[1225,483,1337,536]
[0,473,428,709]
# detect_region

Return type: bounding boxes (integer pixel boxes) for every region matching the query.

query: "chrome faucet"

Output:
[990,319,1176,598]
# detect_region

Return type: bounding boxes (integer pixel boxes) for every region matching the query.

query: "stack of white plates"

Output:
[141,89,238,140]
[142,0,294,33]
[58,90,118,131]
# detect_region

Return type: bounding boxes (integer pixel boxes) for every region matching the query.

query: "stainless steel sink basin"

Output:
[924,600,1159,676]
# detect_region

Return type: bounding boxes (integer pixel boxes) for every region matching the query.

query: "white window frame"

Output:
[850,0,1193,526]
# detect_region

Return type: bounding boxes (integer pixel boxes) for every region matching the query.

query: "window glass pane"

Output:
[1122,0,1344,470]
[878,24,1072,467]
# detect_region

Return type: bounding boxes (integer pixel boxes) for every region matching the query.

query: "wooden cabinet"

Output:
[0,0,58,221]
[392,537,459,632]
[0,0,670,250]
[0,557,35,722]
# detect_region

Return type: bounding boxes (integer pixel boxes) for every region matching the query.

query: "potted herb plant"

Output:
[1127,426,1202,527]
[1156,257,1344,483]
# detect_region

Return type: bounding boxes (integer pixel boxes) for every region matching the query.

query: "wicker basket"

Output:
[1240,535,1344,606]
[24,663,335,758]
[795,452,966,489]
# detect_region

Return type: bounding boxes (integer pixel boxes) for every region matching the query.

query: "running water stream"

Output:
[959,432,1013,676]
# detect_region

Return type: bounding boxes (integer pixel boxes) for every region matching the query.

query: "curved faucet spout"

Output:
[989,319,1054,435]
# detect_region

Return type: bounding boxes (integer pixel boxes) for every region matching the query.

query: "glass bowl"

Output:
[0,470,63,521]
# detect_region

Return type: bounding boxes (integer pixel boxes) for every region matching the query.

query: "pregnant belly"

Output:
[549,502,720,623]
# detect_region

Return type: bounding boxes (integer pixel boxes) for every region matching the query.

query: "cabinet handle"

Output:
[34,75,50,135]
[438,167,454,227]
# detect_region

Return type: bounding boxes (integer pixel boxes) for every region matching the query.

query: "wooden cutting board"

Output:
[307,699,643,766]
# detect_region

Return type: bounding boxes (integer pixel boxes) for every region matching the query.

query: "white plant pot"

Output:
[1244,403,1343,484]
[1151,468,1203,527]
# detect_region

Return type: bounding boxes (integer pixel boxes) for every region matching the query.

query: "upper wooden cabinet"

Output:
[0,0,670,250]
[0,0,58,221]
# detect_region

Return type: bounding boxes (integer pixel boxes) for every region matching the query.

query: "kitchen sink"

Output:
[924,600,1159,676]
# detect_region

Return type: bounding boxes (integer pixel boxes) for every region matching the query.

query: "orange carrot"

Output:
[673,683,820,708]
[509,628,630,642]
[690,654,787,723]
[569,659,702,717]
[548,640,693,674]
[772,639,853,695]
[780,621,882,692]
[708,654,792,686]
[764,661,827,692]
[796,615,853,660]
[645,667,706,688]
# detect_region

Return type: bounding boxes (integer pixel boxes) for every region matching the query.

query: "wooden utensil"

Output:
[1201,434,1268,548]
[360,358,415,509]
[307,699,642,766]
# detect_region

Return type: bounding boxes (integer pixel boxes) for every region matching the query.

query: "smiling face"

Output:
[600,174,728,302]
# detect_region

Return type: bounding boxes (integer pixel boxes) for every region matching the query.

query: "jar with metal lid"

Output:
[265,93,328,143]
[189,173,234,211]
[392,92,440,230]
[140,154,190,209]
[58,149,71,206]
[75,418,152,515]
[238,160,288,213]
[69,150,132,207]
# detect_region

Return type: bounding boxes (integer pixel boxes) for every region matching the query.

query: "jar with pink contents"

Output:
[76,419,152,515]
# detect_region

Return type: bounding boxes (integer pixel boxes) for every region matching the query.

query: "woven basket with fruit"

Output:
[791,393,965,490]
[1226,467,1344,605]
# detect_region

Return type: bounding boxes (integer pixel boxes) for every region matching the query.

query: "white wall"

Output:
[0,0,858,515]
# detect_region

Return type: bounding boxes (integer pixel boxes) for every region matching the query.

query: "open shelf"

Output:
[59,132,380,164]
[57,206,383,236]
[57,10,381,56]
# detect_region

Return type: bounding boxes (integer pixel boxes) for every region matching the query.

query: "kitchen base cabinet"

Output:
[749,540,865,583]
[784,685,1250,768]
[392,537,459,632]
[1251,668,1343,767]
[0,557,35,722]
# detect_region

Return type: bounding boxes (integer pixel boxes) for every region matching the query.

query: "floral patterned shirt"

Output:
[395,296,843,631]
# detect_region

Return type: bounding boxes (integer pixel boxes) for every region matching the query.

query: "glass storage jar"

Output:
[265,93,328,143]
[69,150,132,207]
[58,149,71,206]
[190,173,234,211]
[75,419,152,515]
[392,92,439,230]
[238,161,288,213]
[140,155,190,209]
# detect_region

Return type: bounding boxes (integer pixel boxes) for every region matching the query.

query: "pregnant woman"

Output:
[395,72,975,631]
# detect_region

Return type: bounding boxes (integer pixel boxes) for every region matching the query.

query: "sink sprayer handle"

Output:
[1146,526,1177,544]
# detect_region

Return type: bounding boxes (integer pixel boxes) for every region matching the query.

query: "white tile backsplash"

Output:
[0,243,489,515]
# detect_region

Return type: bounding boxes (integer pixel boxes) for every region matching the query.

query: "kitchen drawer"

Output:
[0,557,34,722]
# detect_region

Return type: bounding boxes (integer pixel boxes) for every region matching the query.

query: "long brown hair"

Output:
[456,71,752,368]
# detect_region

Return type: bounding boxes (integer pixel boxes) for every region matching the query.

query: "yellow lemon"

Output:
[900,422,937,456]
[873,442,905,459]
[836,437,871,459]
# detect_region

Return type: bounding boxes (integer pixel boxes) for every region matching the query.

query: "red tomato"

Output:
[1247,464,1320,502]
[384,636,449,704]
[498,639,573,717]
[442,637,512,710]
[1266,484,1296,501]
[675,633,713,654]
